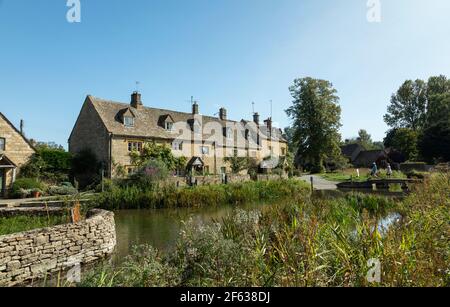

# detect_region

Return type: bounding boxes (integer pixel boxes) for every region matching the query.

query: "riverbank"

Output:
[81,173,449,287]
[93,179,311,210]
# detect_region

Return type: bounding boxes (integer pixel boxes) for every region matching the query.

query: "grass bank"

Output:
[81,173,449,287]
[0,215,68,236]
[93,179,311,210]
[321,169,406,182]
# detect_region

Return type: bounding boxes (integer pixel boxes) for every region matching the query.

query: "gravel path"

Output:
[300,175,338,190]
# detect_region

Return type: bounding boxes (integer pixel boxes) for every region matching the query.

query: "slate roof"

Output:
[87,96,286,143]
[353,150,387,167]
[341,143,364,159]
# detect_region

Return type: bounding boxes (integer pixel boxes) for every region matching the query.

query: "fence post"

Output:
[310,176,314,191]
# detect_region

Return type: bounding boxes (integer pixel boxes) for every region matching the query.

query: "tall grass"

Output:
[93,179,311,210]
[81,173,449,287]
[0,215,69,236]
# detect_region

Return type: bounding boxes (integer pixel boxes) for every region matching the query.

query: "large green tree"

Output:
[419,93,450,163]
[384,128,419,161]
[384,79,427,131]
[286,77,342,173]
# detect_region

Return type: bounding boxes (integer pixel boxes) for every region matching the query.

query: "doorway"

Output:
[0,169,5,198]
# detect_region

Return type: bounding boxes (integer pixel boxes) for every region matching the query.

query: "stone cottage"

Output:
[69,92,288,177]
[0,113,36,198]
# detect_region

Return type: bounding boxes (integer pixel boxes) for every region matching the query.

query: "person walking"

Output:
[371,162,378,177]
[386,163,393,178]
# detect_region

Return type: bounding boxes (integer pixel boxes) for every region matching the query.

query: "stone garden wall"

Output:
[0,209,116,287]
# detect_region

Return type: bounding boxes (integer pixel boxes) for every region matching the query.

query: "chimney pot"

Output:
[192,101,199,115]
[131,91,143,109]
[219,108,227,121]
[253,113,260,125]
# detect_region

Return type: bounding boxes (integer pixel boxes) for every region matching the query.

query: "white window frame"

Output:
[124,116,135,127]
[0,137,5,151]
[200,146,210,155]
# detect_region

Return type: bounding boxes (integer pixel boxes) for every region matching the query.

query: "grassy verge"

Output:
[0,215,69,236]
[81,173,449,287]
[92,179,311,210]
[321,170,406,182]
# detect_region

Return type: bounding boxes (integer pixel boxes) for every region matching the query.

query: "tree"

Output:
[130,142,186,172]
[384,128,419,161]
[20,145,72,184]
[419,93,450,163]
[384,79,427,131]
[286,77,342,173]
[283,127,297,154]
[224,152,250,174]
[427,75,450,97]
[357,129,373,150]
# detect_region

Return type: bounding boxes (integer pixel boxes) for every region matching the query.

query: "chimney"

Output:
[219,108,227,121]
[264,118,273,132]
[20,119,24,135]
[253,113,260,125]
[192,101,199,115]
[131,91,143,109]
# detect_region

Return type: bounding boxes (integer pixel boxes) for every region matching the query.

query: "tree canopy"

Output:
[286,77,342,173]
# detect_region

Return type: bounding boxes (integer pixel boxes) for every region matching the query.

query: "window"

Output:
[165,122,174,131]
[0,138,5,151]
[200,146,210,155]
[172,141,183,151]
[281,148,286,156]
[124,116,135,127]
[128,142,143,152]
[226,127,233,139]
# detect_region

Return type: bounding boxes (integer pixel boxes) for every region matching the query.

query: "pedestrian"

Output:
[371,162,378,177]
[386,163,393,178]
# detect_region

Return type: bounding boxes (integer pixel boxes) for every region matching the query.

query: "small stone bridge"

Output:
[337,178,424,191]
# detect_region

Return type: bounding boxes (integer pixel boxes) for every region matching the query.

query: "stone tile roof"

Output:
[87,96,286,142]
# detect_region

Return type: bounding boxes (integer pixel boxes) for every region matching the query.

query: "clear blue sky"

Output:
[1,0,449,148]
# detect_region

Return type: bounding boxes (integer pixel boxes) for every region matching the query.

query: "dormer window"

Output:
[0,138,5,151]
[165,122,174,131]
[124,116,135,127]
[225,127,233,139]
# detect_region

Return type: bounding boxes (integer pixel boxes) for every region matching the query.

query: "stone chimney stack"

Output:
[131,91,143,109]
[219,108,227,121]
[253,113,260,125]
[192,101,199,115]
[264,117,273,131]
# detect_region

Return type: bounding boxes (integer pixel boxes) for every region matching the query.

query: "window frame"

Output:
[200,146,210,155]
[128,141,143,152]
[124,116,135,127]
[0,137,5,151]
[165,122,174,131]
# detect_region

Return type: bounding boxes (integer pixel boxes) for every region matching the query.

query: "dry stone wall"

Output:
[0,209,116,287]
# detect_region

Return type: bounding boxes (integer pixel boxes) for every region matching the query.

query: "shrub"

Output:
[11,178,45,198]
[48,185,78,196]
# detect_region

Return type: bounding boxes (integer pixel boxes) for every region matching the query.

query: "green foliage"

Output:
[0,215,68,236]
[93,179,310,210]
[286,77,342,173]
[11,178,45,198]
[48,184,78,196]
[419,93,450,163]
[20,146,72,184]
[83,174,450,287]
[384,128,419,161]
[130,142,186,172]
[71,149,102,189]
[224,152,251,174]
[129,159,170,188]
[384,79,427,131]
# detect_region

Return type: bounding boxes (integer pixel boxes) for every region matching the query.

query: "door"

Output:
[0,170,5,198]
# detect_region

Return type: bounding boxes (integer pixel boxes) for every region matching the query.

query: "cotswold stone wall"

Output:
[0,209,116,287]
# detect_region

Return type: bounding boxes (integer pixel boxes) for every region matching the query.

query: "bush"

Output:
[48,185,78,196]
[11,178,45,198]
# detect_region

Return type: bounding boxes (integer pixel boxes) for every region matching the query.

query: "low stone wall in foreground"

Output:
[0,209,116,287]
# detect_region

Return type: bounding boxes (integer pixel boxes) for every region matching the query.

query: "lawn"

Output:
[321,168,406,182]
[0,215,69,236]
